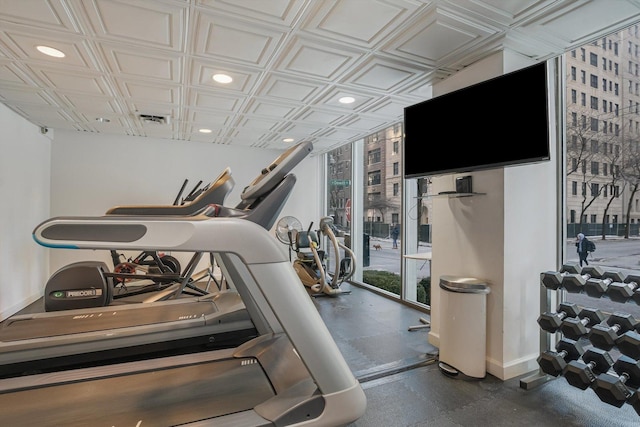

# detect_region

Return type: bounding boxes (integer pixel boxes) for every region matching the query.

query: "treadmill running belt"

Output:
[0,357,274,426]
[0,302,217,341]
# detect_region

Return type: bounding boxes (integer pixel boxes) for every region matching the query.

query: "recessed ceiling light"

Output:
[283,138,294,143]
[36,45,65,58]
[212,74,232,84]
[199,128,213,134]
[95,117,110,123]
[339,96,355,104]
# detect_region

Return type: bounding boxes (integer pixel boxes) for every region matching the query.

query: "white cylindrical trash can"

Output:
[438,275,490,379]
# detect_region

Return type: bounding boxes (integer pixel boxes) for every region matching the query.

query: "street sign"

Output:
[331,179,351,186]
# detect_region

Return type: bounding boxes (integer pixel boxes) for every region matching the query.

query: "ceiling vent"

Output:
[138,114,169,125]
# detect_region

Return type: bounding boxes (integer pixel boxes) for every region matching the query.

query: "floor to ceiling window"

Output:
[562,22,640,322]
[325,123,431,311]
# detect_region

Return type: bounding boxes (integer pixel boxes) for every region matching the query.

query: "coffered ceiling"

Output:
[1,0,640,154]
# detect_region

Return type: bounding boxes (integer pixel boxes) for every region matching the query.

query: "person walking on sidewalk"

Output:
[575,232,590,267]
[391,224,400,249]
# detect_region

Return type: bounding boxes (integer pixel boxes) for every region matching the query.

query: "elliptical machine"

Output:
[275,215,355,297]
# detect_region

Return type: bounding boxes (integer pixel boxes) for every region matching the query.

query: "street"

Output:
[363,235,640,318]
[364,236,431,280]
[564,236,640,319]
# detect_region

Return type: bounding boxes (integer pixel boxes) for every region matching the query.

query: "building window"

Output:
[393,162,399,175]
[572,181,578,195]
[591,183,599,196]
[393,182,399,196]
[393,141,399,155]
[591,95,598,109]
[367,171,381,186]
[590,52,598,66]
[590,117,599,131]
[590,74,598,88]
[591,161,599,175]
[590,214,597,223]
[368,148,381,165]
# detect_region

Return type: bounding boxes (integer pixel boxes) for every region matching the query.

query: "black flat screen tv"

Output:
[403,61,550,179]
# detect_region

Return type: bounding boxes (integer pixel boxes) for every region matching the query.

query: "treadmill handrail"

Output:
[33,216,288,265]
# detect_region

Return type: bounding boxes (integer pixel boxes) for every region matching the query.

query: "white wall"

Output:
[428,50,558,380]
[0,124,319,321]
[0,104,51,321]
[49,130,320,274]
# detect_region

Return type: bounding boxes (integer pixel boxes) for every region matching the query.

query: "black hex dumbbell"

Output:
[607,274,640,304]
[564,347,615,390]
[537,302,580,334]
[588,312,639,351]
[537,338,585,377]
[584,270,627,298]
[560,307,606,340]
[628,389,640,417]
[617,330,640,360]
[540,264,582,290]
[632,286,640,306]
[561,265,605,293]
[592,355,640,408]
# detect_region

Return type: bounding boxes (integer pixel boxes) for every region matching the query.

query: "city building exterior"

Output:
[566,24,640,237]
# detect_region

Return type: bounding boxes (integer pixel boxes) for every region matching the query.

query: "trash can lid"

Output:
[439,275,490,294]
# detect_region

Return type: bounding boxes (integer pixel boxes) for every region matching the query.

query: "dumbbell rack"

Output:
[523,263,640,416]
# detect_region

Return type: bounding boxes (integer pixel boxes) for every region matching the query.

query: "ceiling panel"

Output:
[0,0,639,154]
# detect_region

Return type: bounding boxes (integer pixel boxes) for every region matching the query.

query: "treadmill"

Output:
[106,165,235,216]
[0,142,313,378]
[0,208,367,425]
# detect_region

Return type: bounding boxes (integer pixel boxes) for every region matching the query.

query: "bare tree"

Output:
[598,132,626,240]
[621,133,640,238]
[566,111,606,225]
[365,196,398,224]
